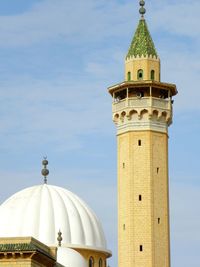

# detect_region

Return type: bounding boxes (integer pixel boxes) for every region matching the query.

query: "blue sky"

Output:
[0,0,199,266]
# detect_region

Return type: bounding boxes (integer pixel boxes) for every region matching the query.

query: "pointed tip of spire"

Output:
[41,157,49,184]
[139,0,146,19]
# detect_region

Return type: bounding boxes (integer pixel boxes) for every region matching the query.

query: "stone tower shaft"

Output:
[108,81,177,267]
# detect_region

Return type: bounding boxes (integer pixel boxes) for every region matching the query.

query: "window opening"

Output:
[151,70,155,80]
[89,257,94,267]
[123,224,126,230]
[137,69,143,80]
[114,89,127,101]
[157,168,159,174]
[139,195,142,201]
[140,245,143,251]
[99,258,103,267]
[158,218,161,224]
[127,72,131,81]
[138,140,142,146]
[123,163,125,169]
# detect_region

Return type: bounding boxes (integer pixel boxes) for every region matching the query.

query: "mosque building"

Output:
[0,1,177,267]
[0,158,111,267]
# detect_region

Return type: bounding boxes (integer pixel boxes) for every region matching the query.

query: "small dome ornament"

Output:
[41,157,49,184]
[57,230,63,247]
[139,0,146,18]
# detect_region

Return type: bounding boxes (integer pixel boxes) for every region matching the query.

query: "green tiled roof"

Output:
[126,19,158,59]
[0,243,50,257]
[0,243,37,252]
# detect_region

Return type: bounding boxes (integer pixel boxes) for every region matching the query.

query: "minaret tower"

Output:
[108,2,177,267]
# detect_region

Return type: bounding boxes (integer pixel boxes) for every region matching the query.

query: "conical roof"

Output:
[126,19,158,59]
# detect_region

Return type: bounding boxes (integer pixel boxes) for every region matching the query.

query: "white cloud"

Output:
[0,0,133,47]
[151,1,200,39]
[0,74,115,155]
[0,0,199,47]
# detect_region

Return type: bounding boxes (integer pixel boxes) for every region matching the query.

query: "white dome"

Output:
[0,184,107,252]
[57,247,87,267]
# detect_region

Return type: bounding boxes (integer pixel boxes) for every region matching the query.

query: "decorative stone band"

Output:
[125,54,160,62]
[116,119,169,135]
[112,98,172,134]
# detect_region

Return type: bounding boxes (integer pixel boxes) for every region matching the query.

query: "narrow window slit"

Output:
[139,195,142,201]
[127,72,131,81]
[157,167,159,174]
[158,218,160,224]
[151,70,155,80]
[140,245,143,251]
[138,140,142,146]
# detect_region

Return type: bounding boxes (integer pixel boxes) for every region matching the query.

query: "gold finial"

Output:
[139,0,146,18]
[41,157,49,184]
[57,230,63,247]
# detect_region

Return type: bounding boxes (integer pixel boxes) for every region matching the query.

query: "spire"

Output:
[41,157,49,184]
[126,1,158,59]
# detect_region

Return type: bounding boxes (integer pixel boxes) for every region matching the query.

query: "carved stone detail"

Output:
[112,97,172,134]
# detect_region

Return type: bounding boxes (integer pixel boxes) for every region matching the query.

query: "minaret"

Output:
[108,2,178,267]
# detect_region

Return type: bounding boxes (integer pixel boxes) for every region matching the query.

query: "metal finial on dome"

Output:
[139,0,146,18]
[41,157,49,184]
[57,230,63,247]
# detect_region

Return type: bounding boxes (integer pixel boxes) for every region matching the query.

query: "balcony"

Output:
[112,97,171,113]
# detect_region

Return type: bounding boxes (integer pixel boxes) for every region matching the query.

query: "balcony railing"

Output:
[112,97,171,113]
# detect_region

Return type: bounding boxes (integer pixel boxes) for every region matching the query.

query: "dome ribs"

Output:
[52,186,72,244]
[0,184,108,254]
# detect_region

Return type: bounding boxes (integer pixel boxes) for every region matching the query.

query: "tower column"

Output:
[112,85,175,267]
[108,2,177,267]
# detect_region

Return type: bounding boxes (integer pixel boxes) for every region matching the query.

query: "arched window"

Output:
[99,258,103,267]
[127,71,131,81]
[137,69,143,80]
[151,70,155,80]
[89,257,94,267]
